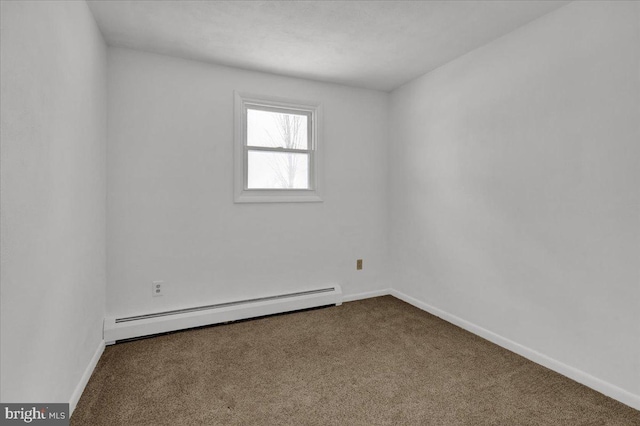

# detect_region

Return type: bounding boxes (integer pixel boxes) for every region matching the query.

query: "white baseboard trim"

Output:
[69,339,105,416]
[342,288,390,303]
[389,289,640,411]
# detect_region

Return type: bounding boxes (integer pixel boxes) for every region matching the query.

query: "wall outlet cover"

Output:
[152,281,164,297]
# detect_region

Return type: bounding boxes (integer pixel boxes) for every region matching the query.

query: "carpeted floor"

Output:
[71,296,640,425]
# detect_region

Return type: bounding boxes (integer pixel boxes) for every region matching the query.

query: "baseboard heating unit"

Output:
[104,285,343,344]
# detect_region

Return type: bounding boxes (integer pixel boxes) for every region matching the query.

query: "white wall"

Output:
[107,47,388,317]
[1,0,107,404]
[389,0,639,399]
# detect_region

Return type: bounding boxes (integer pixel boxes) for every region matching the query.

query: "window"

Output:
[234,92,322,203]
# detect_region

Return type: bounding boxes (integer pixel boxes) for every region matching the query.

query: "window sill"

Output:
[234,191,323,204]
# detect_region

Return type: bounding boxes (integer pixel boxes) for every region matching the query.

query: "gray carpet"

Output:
[72,296,640,425]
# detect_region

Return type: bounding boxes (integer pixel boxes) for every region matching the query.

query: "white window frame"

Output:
[234,91,323,203]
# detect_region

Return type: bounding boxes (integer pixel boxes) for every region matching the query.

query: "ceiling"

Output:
[87,0,570,92]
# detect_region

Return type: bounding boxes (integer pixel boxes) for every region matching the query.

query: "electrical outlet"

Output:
[356,259,363,270]
[152,281,164,297]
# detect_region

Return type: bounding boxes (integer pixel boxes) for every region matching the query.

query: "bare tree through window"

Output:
[245,106,311,190]
[238,95,320,201]
[264,113,306,188]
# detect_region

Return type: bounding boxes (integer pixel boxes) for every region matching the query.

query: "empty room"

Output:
[1,0,639,424]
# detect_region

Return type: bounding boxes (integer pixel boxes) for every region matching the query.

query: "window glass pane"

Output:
[247,108,308,149]
[247,150,309,189]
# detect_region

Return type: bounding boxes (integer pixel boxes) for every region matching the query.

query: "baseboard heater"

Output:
[104,285,342,344]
